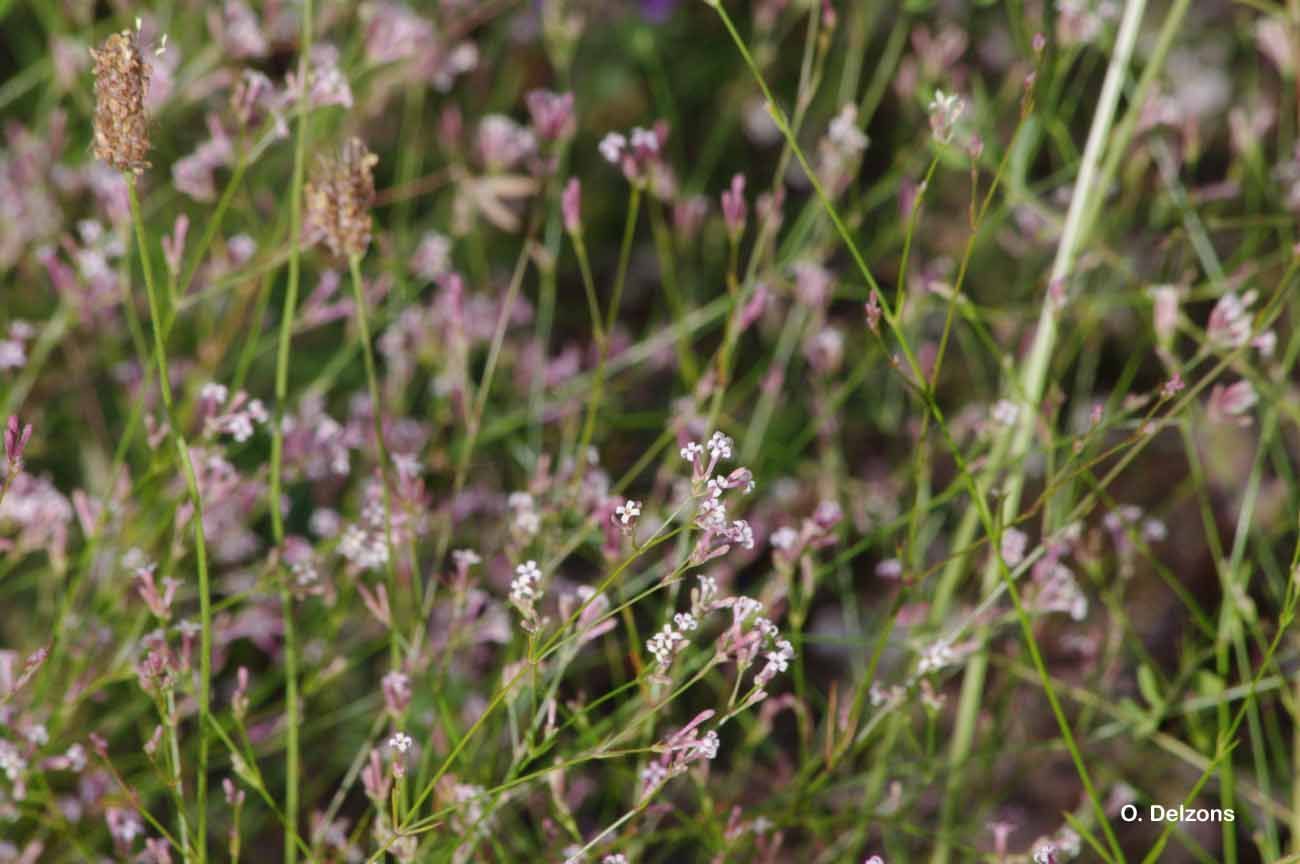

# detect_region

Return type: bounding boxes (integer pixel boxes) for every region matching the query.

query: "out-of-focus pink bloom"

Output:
[562,178,581,234]
[526,89,575,142]
[1207,380,1258,426]
[721,173,747,238]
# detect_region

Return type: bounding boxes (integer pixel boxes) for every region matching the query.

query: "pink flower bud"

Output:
[525,89,575,142]
[721,173,747,237]
[161,214,189,277]
[562,177,582,234]
[5,416,32,468]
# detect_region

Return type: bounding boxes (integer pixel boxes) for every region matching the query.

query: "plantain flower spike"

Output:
[304,137,379,259]
[90,29,151,174]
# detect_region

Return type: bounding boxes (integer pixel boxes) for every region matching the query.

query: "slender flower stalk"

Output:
[93,24,213,857]
[348,251,401,661]
[269,2,315,860]
[932,3,1150,862]
[575,182,641,488]
[128,175,213,864]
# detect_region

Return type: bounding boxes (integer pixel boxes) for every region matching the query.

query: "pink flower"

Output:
[721,173,747,237]
[1207,379,1258,426]
[525,89,576,141]
[562,177,582,234]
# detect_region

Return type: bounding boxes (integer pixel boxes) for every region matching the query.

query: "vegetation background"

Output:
[2,0,1299,862]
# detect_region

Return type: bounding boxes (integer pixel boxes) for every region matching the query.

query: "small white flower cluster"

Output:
[680,432,757,565]
[640,711,722,800]
[927,89,966,143]
[770,501,844,566]
[917,637,962,676]
[1206,290,1256,349]
[200,382,268,443]
[1000,528,1029,567]
[0,739,26,782]
[645,576,720,676]
[508,491,540,537]
[756,637,795,687]
[1103,505,1166,546]
[477,114,536,172]
[602,855,629,864]
[1030,562,1088,621]
[338,479,390,571]
[509,559,545,631]
[45,743,87,772]
[599,124,670,186]
[339,523,387,571]
[599,127,659,165]
[387,732,413,753]
[990,398,1020,427]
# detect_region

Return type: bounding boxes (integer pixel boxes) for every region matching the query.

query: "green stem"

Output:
[128,176,212,864]
[269,2,313,859]
[575,183,641,482]
[348,253,401,665]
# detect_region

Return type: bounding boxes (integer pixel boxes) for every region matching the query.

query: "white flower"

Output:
[917,638,958,675]
[876,558,903,579]
[730,596,762,625]
[510,560,544,604]
[1000,528,1028,567]
[694,729,720,760]
[614,499,642,525]
[770,527,799,551]
[706,431,733,460]
[339,523,388,570]
[640,761,668,789]
[630,126,659,152]
[727,519,754,550]
[991,399,1020,427]
[388,732,413,753]
[453,548,482,568]
[927,89,966,142]
[200,382,229,405]
[1207,290,1256,348]
[827,104,869,155]
[673,612,698,632]
[646,624,685,668]
[599,131,627,164]
[680,441,704,462]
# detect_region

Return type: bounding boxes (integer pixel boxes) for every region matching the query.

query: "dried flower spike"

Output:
[90,30,151,174]
[305,137,379,258]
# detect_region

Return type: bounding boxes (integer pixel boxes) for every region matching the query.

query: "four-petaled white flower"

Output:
[388,732,413,753]
[615,499,642,525]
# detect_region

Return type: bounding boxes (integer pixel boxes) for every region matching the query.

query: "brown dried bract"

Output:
[90,30,151,174]
[304,138,379,259]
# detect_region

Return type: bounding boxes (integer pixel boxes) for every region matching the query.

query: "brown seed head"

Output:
[304,138,379,258]
[90,30,151,174]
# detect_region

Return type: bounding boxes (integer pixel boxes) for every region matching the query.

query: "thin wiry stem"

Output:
[269,1,313,859]
[128,175,212,864]
[348,252,401,664]
[935,2,1150,861]
[576,182,641,488]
